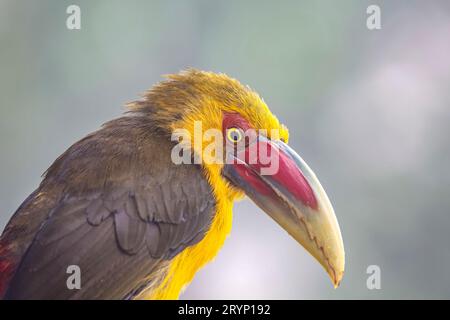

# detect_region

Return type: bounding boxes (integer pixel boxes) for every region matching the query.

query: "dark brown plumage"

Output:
[0,116,215,299]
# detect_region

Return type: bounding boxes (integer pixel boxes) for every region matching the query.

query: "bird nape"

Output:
[0,69,344,300]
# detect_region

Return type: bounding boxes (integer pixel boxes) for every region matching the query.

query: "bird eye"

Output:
[226,127,243,143]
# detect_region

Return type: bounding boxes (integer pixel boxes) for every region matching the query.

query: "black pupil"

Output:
[231,131,239,141]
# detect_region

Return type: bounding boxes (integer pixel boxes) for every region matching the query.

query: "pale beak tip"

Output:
[332,272,344,289]
[327,261,345,289]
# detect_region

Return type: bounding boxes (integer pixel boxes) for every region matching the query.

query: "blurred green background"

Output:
[1,0,450,299]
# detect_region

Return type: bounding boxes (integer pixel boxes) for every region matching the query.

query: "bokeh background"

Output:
[1,0,450,299]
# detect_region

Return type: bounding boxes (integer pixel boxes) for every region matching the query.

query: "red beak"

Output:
[222,135,345,287]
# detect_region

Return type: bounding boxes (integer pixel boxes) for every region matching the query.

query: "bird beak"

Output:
[222,136,345,287]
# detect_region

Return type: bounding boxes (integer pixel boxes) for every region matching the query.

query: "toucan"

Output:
[0,69,344,299]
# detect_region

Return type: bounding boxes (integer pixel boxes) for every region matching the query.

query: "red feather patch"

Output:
[0,243,16,299]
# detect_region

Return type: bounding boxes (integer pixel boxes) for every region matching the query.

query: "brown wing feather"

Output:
[0,116,215,299]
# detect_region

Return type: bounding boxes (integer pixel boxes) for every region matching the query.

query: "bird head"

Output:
[128,69,345,287]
